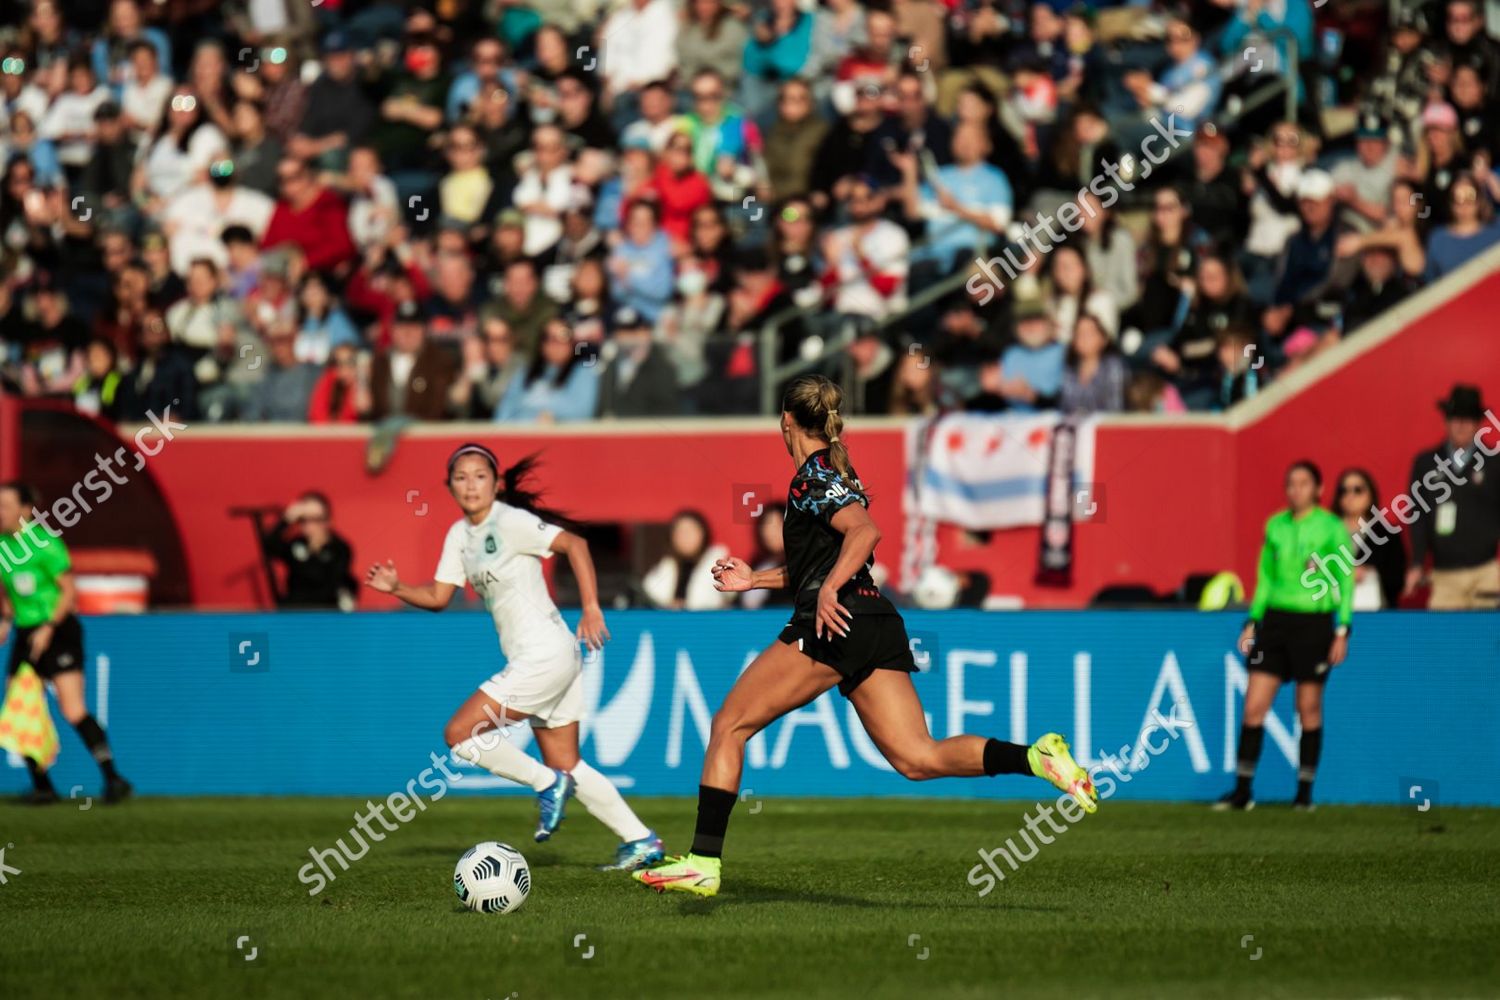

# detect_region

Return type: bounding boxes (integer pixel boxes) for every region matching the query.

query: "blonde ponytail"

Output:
[784,374,865,498]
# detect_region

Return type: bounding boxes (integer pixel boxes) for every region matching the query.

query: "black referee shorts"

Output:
[779,614,917,697]
[6,615,85,681]
[1248,610,1335,685]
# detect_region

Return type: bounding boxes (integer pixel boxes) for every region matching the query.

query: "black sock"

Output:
[1298,727,1323,800]
[689,784,738,859]
[25,757,55,792]
[1234,725,1265,796]
[982,738,1032,776]
[72,715,119,781]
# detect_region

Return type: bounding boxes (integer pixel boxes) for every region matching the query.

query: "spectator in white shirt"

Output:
[596,0,679,113]
[162,160,275,275]
[120,41,172,141]
[820,175,910,322]
[512,125,575,257]
[39,59,112,173]
[339,144,400,253]
[641,510,734,609]
[136,87,229,206]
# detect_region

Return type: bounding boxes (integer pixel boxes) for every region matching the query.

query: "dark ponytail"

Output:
[445,444,584,532]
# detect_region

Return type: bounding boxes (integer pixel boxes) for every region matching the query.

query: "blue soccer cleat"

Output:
[597,831,665,872]
[534,770,576,842]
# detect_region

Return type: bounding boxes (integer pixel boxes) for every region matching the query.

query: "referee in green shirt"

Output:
[1216,461,1353,812]
[0,482,131,805]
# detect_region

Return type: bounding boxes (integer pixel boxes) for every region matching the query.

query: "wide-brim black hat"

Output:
[1438,384,1486,419]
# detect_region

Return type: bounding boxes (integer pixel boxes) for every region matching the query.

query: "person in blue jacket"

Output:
[495,318,600,422]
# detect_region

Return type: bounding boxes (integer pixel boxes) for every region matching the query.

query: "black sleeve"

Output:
[259,518,294,563]
[1407,453,1432,567]
[1371,525,1407,609]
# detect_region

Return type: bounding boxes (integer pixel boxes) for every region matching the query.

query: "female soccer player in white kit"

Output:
[365,443,664,871]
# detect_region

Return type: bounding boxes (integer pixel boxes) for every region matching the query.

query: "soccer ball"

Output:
[453,842,531,914]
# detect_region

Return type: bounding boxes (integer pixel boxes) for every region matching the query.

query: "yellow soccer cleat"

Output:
[1028,732,1098,814]
[632,853,721,897]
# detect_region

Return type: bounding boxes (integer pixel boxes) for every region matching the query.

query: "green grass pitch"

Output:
[1,797,1496,999]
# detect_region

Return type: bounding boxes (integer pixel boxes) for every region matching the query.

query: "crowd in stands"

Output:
[2,0,1499,424]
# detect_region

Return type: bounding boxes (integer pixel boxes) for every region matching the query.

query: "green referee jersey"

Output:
[0,521,71,628]
[1248,507,1355,628]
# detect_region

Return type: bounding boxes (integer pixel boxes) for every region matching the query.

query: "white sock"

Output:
[571,760,651,842]
[451,734,555,792]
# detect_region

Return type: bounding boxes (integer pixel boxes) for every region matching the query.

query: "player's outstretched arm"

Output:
[550,531,609,651]
[364,560,457,611]
[711,557,786,592]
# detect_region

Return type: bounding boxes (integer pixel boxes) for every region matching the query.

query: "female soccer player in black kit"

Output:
[635,376,1097,897]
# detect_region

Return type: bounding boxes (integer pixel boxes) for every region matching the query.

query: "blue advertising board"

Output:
[3,611,1496,805]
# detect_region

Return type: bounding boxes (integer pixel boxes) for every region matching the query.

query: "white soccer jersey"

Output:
[435,501,575,664]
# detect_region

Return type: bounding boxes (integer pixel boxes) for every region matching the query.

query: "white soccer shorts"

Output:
[478,647,585,728]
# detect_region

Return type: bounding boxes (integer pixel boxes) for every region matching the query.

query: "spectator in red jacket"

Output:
[262,157,357,276]
[643,131,714,251]
[307,342,369,423]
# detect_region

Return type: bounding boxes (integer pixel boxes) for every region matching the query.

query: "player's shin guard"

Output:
[450,735,555,792]
[570,759,650,842]
[1234,724,1265,796]
[72,714,119,780]
[688,784,737,859]
[1297,727,1323,801]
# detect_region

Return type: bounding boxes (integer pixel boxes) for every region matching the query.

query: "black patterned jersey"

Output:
[783,449,897,621]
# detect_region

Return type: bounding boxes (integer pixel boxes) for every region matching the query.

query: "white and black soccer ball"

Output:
[453,842,530,914]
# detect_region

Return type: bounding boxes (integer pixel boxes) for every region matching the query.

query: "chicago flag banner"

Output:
[906,413,1097,530]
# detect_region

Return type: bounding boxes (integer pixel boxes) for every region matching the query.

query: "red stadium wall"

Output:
[14,254,1499,610]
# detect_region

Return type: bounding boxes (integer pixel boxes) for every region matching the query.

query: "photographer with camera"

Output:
[259,491,355,609]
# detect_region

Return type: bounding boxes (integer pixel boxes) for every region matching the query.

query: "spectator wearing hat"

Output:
[1372,8,1431,128]
[289,31,374,172]
[809,78,906,208]
[241,323,321,422]
[1263,169,1350,347]
[608,200,676,323]
[1060,307,1126,415]
[596,306,680,418]
[1336,238,1417,335]
[1425,171,1500,281]
[1405,102,1466,227]
[261,157,357,276]
[1405,384,1500,609]
[370,299,458,421]
[555,70,619,154]
[987,298,1063,413]
[820,175,909,323]
[495,317,601,423]
[228,100,284,197]
[162,155,275,276]
[1331,115,1397,233]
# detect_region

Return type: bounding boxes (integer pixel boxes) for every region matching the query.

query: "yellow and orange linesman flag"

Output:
[0,664,59,768]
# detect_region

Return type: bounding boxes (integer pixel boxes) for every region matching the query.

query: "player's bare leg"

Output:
[849,670,1096,811]
[636,641,840,896]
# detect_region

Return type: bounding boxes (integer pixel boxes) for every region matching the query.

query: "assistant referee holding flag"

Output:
[0,482,131,805]
[1217,461,1353,812]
